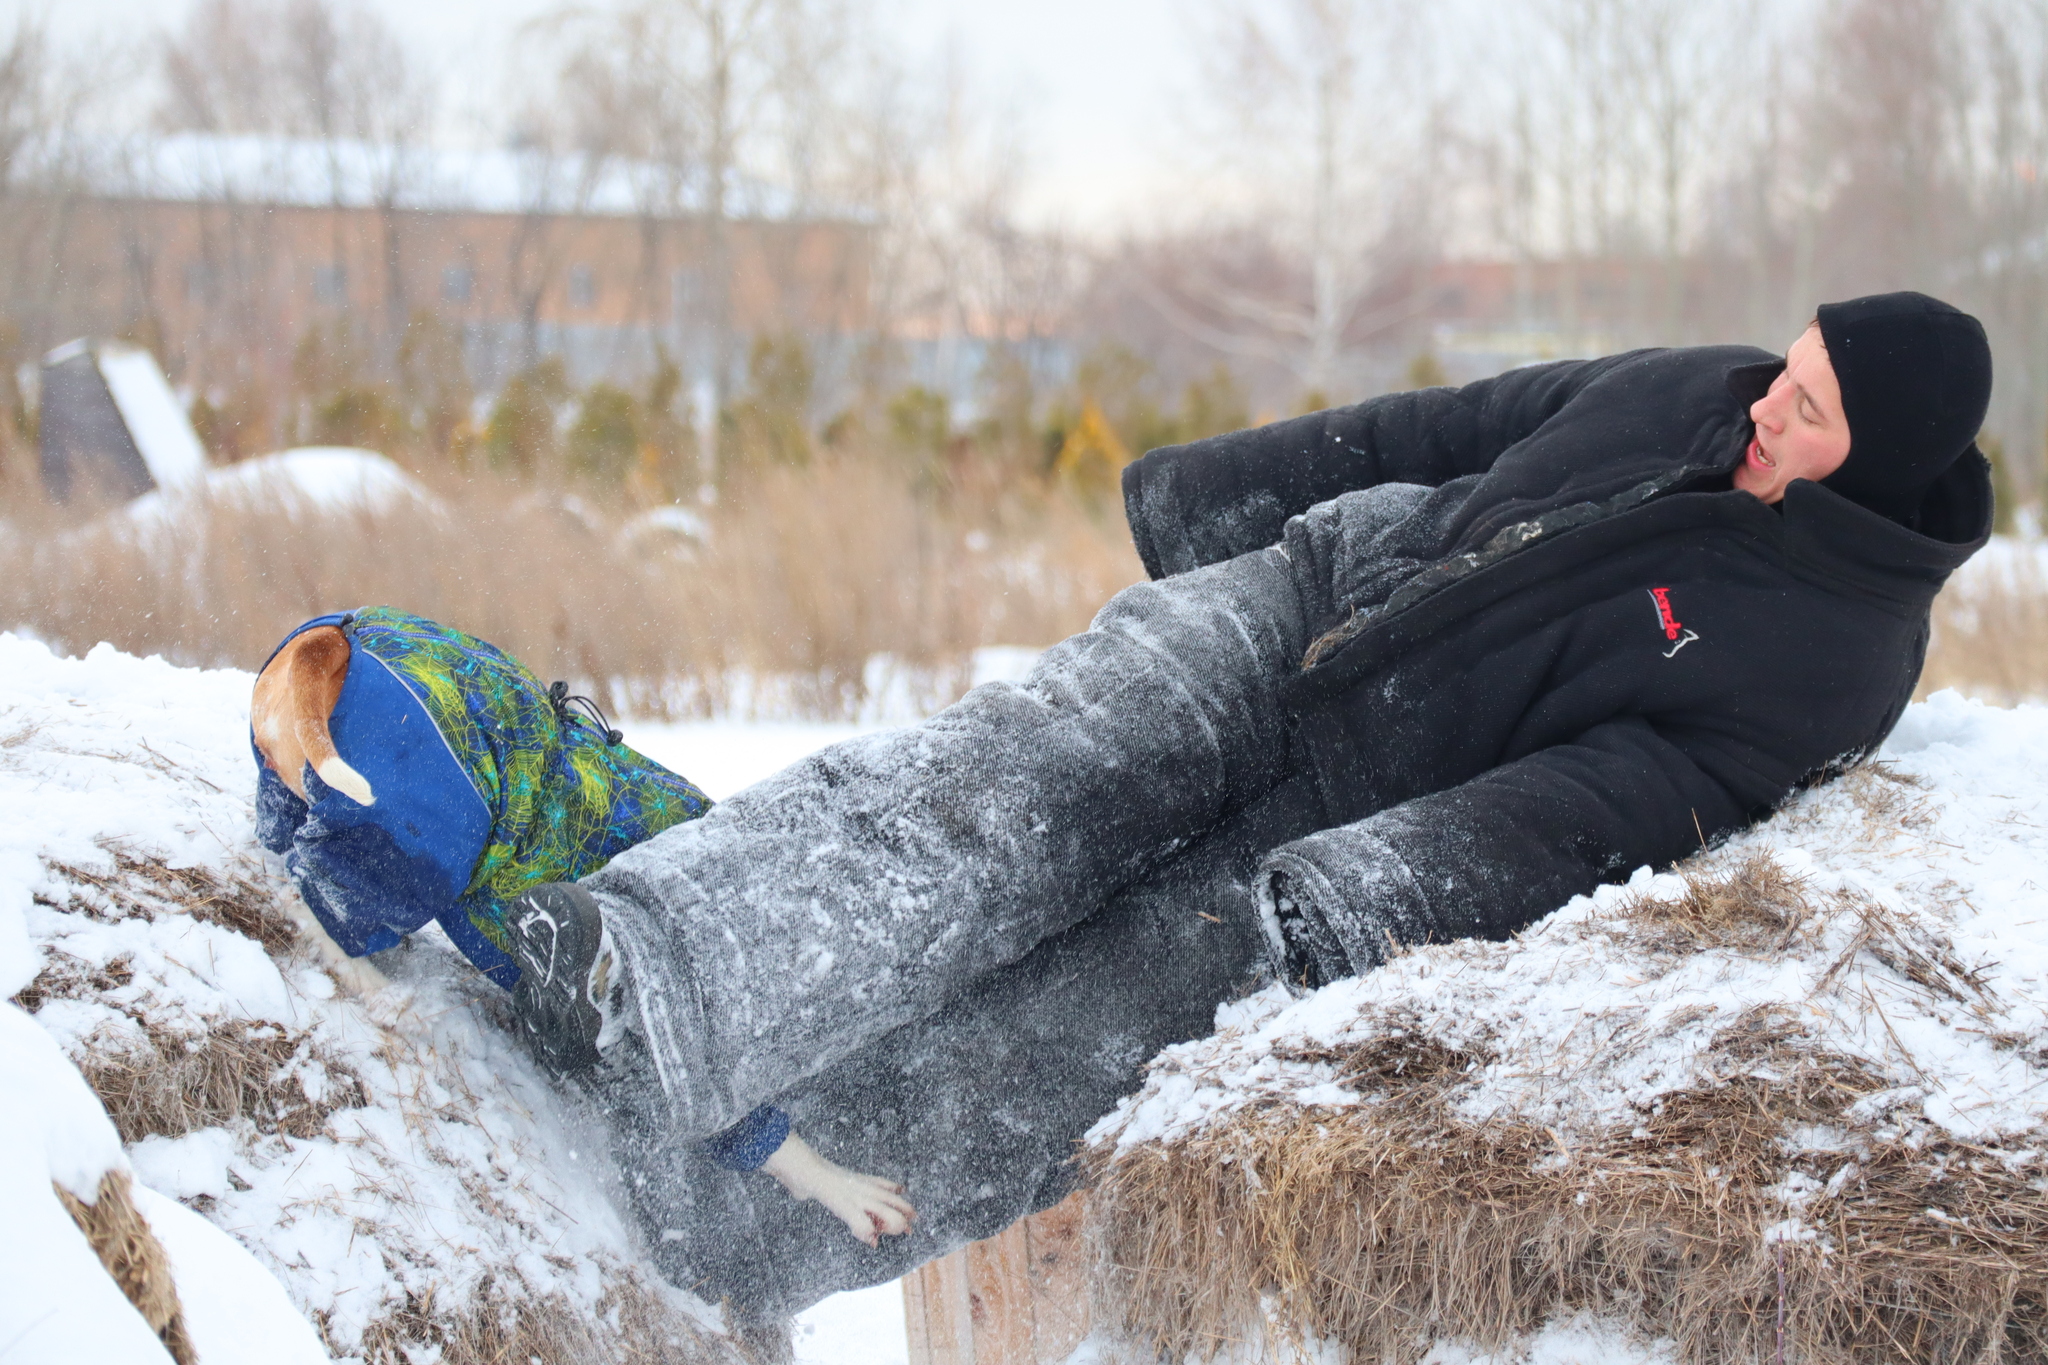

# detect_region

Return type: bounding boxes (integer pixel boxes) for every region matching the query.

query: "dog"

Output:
[250,624,387,994]
[250,625,374,807]
[249,617,915,1247]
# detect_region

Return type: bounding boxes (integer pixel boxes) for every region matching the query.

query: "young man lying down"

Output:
[262,292,1994,1327]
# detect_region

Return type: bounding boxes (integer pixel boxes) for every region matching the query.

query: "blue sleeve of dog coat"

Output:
[256,763,405,956]
[269,645,492,961]
[285,766,442,957]
[254,765,308,856]
[702,1105,792,1171]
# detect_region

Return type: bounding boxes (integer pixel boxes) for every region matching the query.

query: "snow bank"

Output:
[123,447,439,529]
[0,633,735,1362]
[0,1003,176,1365]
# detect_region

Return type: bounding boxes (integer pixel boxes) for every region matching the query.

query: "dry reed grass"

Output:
[56,1168,196,1365]
[1923,545,2048,703]
[1084,854,2048,1365]
[68,1016,365,1144]
[0,457,1141,720]
[1607,849,1816,955]
[37,839,300,957]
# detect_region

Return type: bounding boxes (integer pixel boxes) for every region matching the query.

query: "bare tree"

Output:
[156,0,436,379]
[546,0,819,491]
[159,0,429,145]
[1160,0,1449,399]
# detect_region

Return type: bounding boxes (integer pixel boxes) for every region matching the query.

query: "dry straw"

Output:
[56,1168,196,1365]
[1083,853,2048,1364]
[348,1266,741,1365]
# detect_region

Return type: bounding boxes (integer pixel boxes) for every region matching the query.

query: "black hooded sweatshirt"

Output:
[1121,345,1992,973]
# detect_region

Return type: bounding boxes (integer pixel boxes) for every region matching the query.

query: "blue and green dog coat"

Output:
[251,607,788,1169]
[253,606,713,985]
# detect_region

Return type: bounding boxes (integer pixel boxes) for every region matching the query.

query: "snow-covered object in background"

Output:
[37,340,207,503]
[95,346,208,491]
[124,447,440,529]
[50,131,803,221]
[619,503,712,553]
[0,632,733,1361]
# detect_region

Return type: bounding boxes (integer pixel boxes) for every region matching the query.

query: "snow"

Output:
[626,645,1046,731]
[0,1145,176,1365]
[1419,1315,1678,1365]
[23,621,2048,1364]
[92,344,208,494]
[51,132,807,221]
[131,1182,330,1365]
[629,721,889,801]
[621,504,711,548]
[0,999,176,1363]
[123,447,439,527]
[0,630,905,1362]
[0,1001,127,1215]
[792,1281,918,1365]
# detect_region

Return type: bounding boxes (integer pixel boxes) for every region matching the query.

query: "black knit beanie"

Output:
[1815,291,1992,521]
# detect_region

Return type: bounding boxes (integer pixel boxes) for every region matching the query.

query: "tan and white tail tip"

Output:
[317,757,376,806]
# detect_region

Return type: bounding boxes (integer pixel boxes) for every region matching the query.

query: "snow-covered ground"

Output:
[0,632,916,1363]
[14,622,2048,1364]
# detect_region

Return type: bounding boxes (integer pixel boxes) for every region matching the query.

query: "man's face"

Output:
[1736,323,1852,504]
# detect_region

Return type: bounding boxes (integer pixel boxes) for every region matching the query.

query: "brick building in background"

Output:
[25,134,871,406]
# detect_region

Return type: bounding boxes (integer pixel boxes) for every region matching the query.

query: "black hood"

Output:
[1723,356,1994,550]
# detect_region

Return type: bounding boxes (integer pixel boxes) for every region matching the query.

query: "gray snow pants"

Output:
[582,546,1323,1313]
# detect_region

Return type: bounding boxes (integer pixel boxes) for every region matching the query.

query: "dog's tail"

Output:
[287,627,376,807]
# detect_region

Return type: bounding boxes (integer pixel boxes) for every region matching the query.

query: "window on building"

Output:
[184,262,214,305]
[312,264,348,304]
[568,264,597,310]
[672,266,704,324]
[442,266,474,304]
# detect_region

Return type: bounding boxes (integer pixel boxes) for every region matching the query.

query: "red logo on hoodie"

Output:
[1647,587,1699,658]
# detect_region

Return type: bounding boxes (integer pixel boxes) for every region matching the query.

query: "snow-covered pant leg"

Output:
[590,773,1327,1317]
[585,545,1308,1139]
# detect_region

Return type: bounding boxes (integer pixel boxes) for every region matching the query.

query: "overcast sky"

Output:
[14,0,1196,232]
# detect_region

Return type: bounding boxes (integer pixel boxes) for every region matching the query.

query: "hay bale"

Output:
[1083,755,2048,1364]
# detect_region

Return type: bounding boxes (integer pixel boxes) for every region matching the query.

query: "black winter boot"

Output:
[506,882,618,1073]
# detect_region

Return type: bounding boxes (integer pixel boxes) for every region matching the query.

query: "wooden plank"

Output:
[904,1242,976,1364]
[903,1193,1090,1365]
[1022,1193,1090,1362]
[965,1213,1033,1364]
